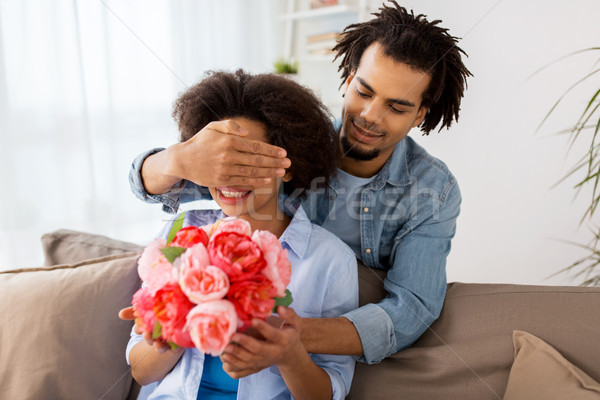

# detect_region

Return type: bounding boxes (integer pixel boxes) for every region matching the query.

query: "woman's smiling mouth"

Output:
[217,187,252,204]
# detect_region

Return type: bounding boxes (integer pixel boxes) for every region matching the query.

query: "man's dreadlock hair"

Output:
[333,1,472,134]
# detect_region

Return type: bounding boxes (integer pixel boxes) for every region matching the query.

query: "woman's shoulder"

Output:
[306,223,357,269]
[282,207,355,263]
[184,209,222,227]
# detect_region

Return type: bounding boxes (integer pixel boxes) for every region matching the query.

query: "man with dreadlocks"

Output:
[128,1,471,367]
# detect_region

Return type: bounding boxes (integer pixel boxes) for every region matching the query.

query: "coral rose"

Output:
[208,217,252,238]
[132,286,156,334]
[179,243,229,303]
[208,232,266,282]
[170,226,209,248]
[153,283,195,348]
[186,300,239,356]
[138,239,177,295]
[137,238,176,295]
[227,275,277,327]
[251,230,292,297]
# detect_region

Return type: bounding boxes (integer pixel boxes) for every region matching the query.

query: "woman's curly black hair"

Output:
[172,69,337,198]
[333,0,472,134]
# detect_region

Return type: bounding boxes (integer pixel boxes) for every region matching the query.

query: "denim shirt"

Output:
[126,206,358,399]
[129,131,461,364]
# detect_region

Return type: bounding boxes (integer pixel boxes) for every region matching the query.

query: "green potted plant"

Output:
[538,47,600,286]
[273,57,299,75]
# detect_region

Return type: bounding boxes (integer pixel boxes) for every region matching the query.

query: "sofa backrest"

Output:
[349,264,600,399]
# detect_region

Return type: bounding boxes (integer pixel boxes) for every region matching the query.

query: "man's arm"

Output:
[343,183,461,363]
[130,120,290,210]
[300,316,363,355]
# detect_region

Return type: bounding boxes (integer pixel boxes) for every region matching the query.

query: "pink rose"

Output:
[179,243,229,303]
[227,275,277,327]
[137,238,176,294]
[252,230,292,297]
[208,232,266,282]
[208,217,252,238]
[186,300,239,356]
[153,283,195,348]
[170,226,209,248]
[131,286,156,334]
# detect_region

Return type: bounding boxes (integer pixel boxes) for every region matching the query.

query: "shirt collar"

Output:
[372,138,413,188]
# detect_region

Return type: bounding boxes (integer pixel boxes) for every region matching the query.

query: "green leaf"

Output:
[166,212,186,245]
[152,322,162,340]
[168,341,180,351]
[161,246,187,263]
[272,289,293,312]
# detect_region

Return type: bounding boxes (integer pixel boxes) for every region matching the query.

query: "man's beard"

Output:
[340,134,380,161]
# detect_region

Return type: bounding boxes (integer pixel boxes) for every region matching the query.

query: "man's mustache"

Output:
[351,117,386,136]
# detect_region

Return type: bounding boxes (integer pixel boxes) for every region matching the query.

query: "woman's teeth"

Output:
[220,190,250,198]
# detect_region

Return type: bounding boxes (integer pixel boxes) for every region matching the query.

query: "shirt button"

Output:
[363,207,369,213]
[365,248,371,254]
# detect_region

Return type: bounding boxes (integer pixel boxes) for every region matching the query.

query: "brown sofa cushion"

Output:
[502,330,600,400]
[41,229,143,266]
[348,280,600,400]
[0,252,141,400]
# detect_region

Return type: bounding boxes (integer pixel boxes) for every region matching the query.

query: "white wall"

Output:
[395,0,600,285]
[293,0,600,285]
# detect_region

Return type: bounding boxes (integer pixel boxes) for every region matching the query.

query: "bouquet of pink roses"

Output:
[131,214,292,356]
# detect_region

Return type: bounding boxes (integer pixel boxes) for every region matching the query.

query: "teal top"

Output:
[197,355,238,399]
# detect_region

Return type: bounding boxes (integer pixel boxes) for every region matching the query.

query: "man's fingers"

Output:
[222,342,256,365]
[234,166,286,179]
[251,318,284,343]
[228,332,264,355]
[229,135,288,160]
[204,120,249,137]
[221,359,263,379]
[223,119,248,136]
[234,150,291,170]
[265,314,284,328]
[277,306,299,328]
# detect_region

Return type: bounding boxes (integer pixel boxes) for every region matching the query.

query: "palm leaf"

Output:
[538,48,600,285]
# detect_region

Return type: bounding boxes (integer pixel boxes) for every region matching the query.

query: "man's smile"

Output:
[351,120,384,144]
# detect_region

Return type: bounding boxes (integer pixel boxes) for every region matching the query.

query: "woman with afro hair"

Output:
[124,70,358,400]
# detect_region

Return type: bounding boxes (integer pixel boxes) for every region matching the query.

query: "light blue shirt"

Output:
[126,206,358,400]
[129,121,461,364]
[321,168,375,256]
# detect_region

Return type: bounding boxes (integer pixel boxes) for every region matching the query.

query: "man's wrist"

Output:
[141,146,185,195]
[301,316,363,356]
[163,143,185,182]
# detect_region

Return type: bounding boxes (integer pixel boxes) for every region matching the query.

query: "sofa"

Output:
[1,229,599,400]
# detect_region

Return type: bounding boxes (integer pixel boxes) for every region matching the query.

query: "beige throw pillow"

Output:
[0,252,141,400]
[503,330,600,400]
[41,229,143,266]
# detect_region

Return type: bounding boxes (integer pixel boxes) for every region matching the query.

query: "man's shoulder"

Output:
[400,137,458,200]
[403,136,455,181]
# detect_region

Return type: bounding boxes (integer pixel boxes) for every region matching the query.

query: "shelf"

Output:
[300,54,338,63]
[279,4,357,20]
